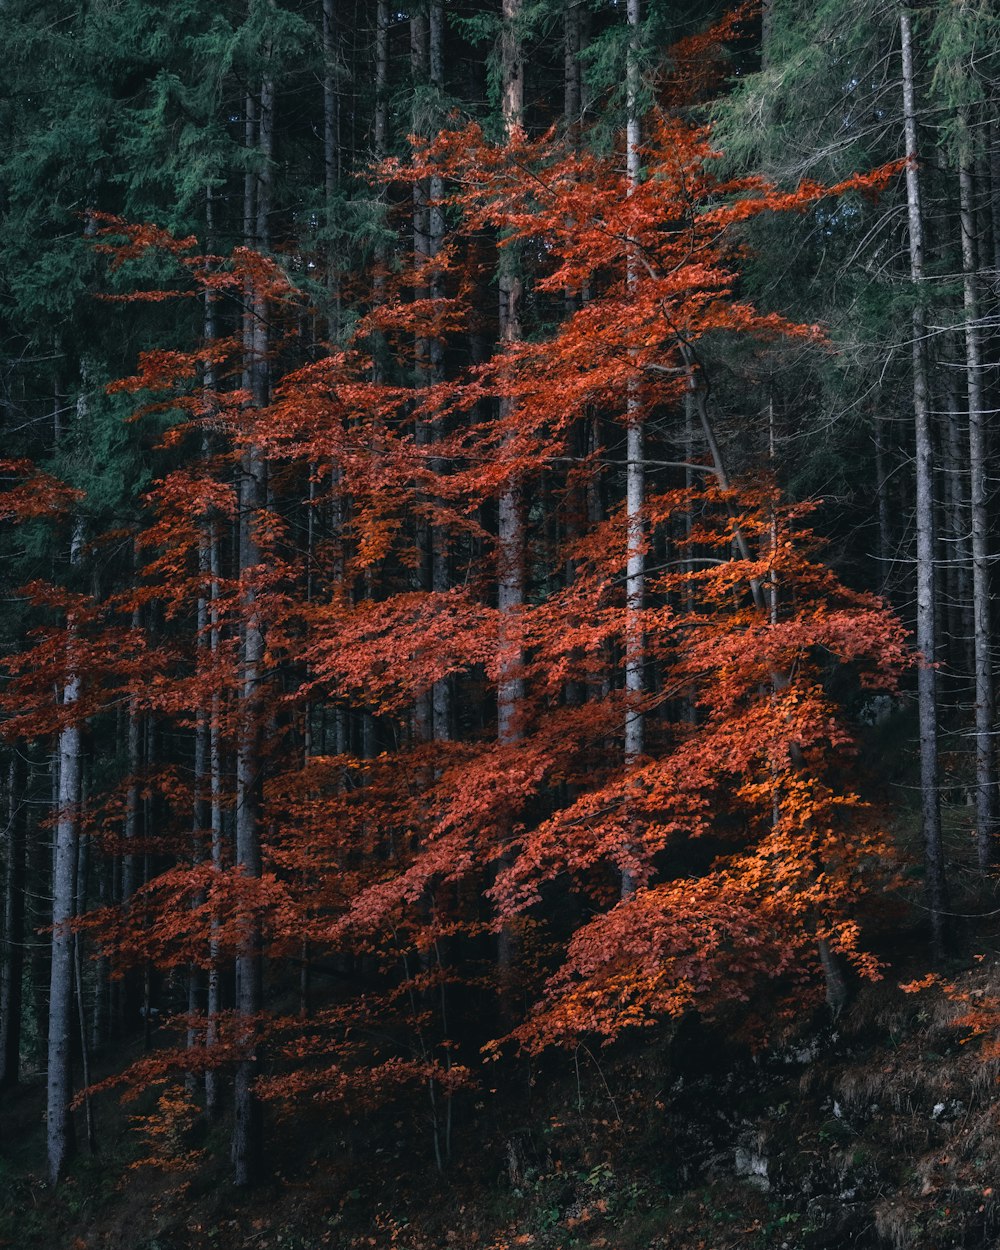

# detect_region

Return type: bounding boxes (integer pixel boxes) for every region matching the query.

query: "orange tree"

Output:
[0,28,910,1177]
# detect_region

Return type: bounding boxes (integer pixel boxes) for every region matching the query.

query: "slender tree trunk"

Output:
[428,0,451,743]
[205,516,223,1119]
[31,761,55,1072]
[497,0,525,751]
[363,1,390,762]
[411,6,434,745]
[900,7,946,954]
[190,198,217,1085]
[425,0,452,1104]
[941,361,974,679]
[323,0,340,201]
[91,837,110,1052]
[564,0,581,133]
[561,4,588,712]
[120,525,144,1043]
[323,0,342,333]
[0,754,25,1090]
[141,719,156,1053]
[73,930,96,1154]
[411,10,429,296]
[496,0,525,985]
[47,517,84,1185]
[369,0,390,388]
[760,0,774,72]
[73,808,96,1156]
[958,149,997,869]
[622,0,643,899]
[300,468,314,1019]
[818,937,849,1017]
[232,65,273,1189]
[121,560,142,911]
[374,1,389,160]
[990,120,1000,283]
[874,413,892,592]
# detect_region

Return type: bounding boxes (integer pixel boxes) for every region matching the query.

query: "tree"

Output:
[900,6,946,954]
[0,2,932,1196]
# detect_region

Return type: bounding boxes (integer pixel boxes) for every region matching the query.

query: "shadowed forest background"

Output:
[3,2,1000,1247]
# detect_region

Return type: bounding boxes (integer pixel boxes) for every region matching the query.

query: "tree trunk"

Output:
[190,197,216,1085]
[622,0,642,899]
[0,754,25,1090]
[900,7,946,955]
[429,0,451,743]
[411,5,433,745]
[958,149,997,869]
[30,760,55,1072]
[941,355,972,680]
[358,3,385,762]
[323,0,342,332]
[90,829,110,1052]
[497,0,525,750]
[205,515,224,1119]
[121,555,142,911]
[873,412,892,593]
[73,802,96,1156]
[47,517,84,1185]
[990,119,1000,283]
[760,0,774,72]
[564,0,581,133]
[374,1,389,159]
[496,0,525,985]
[232,65,273,1188]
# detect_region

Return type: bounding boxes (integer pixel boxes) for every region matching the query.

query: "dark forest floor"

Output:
[5,800,1000,1250]
[5,947,1000,1250]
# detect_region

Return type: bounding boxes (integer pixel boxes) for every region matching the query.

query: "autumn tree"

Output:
[0,2,945,1199]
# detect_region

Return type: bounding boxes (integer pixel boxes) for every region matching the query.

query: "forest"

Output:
[2,1,1000,1247]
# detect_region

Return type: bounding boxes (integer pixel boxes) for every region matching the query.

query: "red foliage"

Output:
[0,10,914,1145]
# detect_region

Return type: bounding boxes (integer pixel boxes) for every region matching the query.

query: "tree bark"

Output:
[47,516,84,1185]
[232,63,273,1188]
[496,0,525,985]
[990,119,1000,283]
[374,1,389,160]
[323,0,342,333]
[412,5,433,745]
[429,0,451,743]
[900,7,946,954]
[622,0,642,899]
[497,0,525,749]
[958,149,997,869]
[121,550,142,911]
[497,0,525,751]
[760,0,774,72]
[0,754,25,1090]
[564,0,581,133]
[191,195,216,1090]
[73,805,96,1156]
[873,413,893,593]
[205,515,224,1120]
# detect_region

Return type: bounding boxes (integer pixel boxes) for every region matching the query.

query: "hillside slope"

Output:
[3,953,1000,1250]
